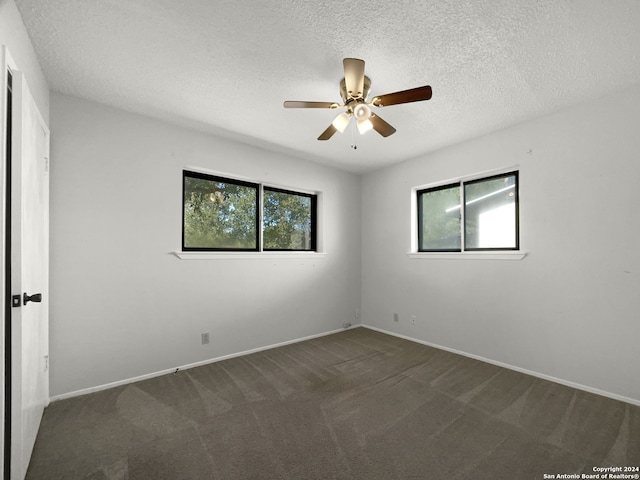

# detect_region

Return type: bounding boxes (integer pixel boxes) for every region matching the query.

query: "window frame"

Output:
[463,171,519,252]
[416,170,520,254]
[182,170,260,252]
[182,170,318,253]
[416,182,462,253]
[262,186,317,252]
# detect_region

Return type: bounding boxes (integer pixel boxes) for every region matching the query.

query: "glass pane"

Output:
[183,174,258,250]
[464,173,518,249]
[418,184,461,251]
[263,189,314,250]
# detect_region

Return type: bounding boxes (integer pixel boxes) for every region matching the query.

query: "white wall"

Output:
[49,93,362,397]
[361,84,640,404]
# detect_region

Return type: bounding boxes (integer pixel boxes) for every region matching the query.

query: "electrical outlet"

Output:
[201,333,210,344]
[411,315,416,325]
[393,313,399,322]
[354,309,360,318]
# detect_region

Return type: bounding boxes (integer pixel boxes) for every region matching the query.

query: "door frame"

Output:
[8,65,50,480]
[0,44,16,480]
[0,44,51,480]
[1,45,51,480]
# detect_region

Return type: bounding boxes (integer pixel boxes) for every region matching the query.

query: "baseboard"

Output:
[51,323,638,407]
[49,325,359,402]
[363,325,640,407]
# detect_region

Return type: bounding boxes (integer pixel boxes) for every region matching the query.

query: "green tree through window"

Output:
[182,171,317,252]
[418,183,461,251]
[263,188,315,250]
[183,172,259,250]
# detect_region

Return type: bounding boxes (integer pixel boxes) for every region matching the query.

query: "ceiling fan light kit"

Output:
[353,103,371,121]
[331,112,351,133]
[284,58,432,141]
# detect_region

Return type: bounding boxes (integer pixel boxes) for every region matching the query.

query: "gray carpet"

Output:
[26,328,640,479]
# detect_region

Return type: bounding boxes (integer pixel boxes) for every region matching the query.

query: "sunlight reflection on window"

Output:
[478,203,516,248]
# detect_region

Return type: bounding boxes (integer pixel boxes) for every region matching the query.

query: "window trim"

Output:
[416,182,462,253]
[406,251,526,261]
[182,170,261,252]
[263,185,317,252]
[412,167,525,259]
[174,251,327,260]
[463,170,520,252]
[181,169,319,254]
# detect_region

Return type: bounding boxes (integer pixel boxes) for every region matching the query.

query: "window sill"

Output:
[407,251,527,261]
[173,251,327,260]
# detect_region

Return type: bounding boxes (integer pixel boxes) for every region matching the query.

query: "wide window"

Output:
[417,171,519,252]
[182,170,317,252]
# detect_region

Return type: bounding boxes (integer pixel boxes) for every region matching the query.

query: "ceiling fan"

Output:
[284,58,432,141]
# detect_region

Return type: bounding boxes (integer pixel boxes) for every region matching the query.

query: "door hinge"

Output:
[12,295,22,307]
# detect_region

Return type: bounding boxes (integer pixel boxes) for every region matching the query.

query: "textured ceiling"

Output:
[14,0,640,173]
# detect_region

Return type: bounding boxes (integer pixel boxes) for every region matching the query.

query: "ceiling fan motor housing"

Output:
[340,76,371,105]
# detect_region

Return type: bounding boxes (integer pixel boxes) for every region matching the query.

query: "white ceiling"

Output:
[15,0,640,173]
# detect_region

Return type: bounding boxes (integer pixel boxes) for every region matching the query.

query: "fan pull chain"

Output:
[350,119,358,150]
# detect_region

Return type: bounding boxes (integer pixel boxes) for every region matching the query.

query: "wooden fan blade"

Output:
[343,58,365,98]
[318,124,338,141]
[284,101,340,109]
[371,85,432,107]
[370,114,396,137]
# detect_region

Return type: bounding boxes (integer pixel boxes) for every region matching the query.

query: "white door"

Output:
[7,64,50,479]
